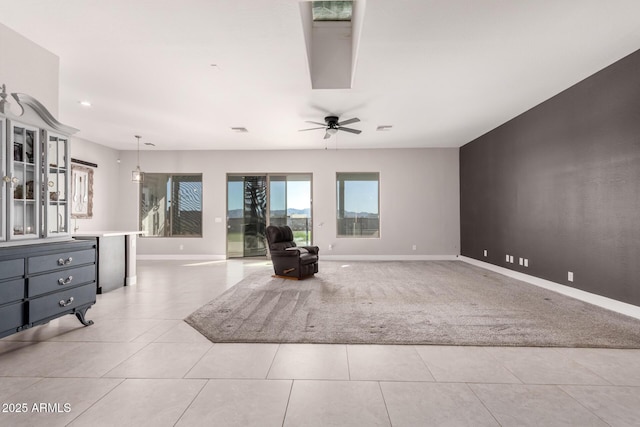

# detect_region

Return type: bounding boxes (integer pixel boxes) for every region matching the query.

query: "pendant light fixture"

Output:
[131,135,144,183]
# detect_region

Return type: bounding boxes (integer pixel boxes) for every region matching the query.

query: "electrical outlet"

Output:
[509,255,514,263]
[519,257,523,266]
[524,259,529,267]
[412,245,417,251]
[483,250,487,257]
[328,244,333,251]
[179,244,184,251]
[505,254,510,262]
[568,271,574,282]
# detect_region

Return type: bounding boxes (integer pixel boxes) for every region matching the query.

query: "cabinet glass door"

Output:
[0,118,6,242]
[10,123,39,239]
[45,133,69,236]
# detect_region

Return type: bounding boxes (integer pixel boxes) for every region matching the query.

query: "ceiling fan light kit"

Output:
[299,115,362,140]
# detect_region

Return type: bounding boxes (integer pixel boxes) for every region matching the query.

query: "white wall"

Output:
[70,137,121,231]
[0,22,59,115]
[115,147,460,259]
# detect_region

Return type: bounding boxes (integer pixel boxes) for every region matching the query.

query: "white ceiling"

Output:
[1,0,640,151]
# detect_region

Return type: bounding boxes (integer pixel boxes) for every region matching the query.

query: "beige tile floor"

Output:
[1,259,640,426]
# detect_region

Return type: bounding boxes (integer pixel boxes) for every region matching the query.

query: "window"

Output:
[336,172,379,237]
[140,174,202,237]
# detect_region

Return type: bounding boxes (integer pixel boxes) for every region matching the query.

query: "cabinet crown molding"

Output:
[11,92,79,135]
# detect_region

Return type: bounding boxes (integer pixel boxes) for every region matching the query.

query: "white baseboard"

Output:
[321,254,459,261]
[137,254,226,261]
[459,255,640,321]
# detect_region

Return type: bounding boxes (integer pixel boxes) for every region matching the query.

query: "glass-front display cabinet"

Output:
[0,85,78,245]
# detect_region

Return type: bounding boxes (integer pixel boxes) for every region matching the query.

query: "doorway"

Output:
[227,174,312,258]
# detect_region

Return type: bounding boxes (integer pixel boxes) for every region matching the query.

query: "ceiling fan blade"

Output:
[338,127,362,134]
[298,127,326,132]
[305,121,327,126]
[337,117,360,126]
[324,130,331,139]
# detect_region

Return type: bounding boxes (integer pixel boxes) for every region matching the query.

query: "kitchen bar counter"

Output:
[73,231,142,293]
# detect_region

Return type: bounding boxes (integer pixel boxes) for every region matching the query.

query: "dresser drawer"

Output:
[27,265,96,298]
[0,259,24,280]
[27,249,96,274]
[0,302,24,334]
[28,282,96,323]
[0,279,25,304]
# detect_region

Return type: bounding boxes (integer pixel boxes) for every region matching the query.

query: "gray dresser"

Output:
[0,239,97,339]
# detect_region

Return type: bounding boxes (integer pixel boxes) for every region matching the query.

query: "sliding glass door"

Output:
[227,175,267,257]
[227,174,312,258]
[269,175,312,246]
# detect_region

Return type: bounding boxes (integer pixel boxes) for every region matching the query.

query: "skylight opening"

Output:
[312,1,353,21]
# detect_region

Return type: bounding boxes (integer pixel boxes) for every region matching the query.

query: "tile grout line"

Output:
[377,381,393,427]
[345,345,352,380]
[281,379,295,427]
[265,344,282,379]
[549,347,614,386]
[64,377,127,426]
[182,343,216,379]
[555,384,611,427]
[465,382,502,426]
[172,378,210,426]
[412,345,437,382]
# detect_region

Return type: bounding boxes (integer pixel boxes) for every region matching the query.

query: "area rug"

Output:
[185,261,640,347]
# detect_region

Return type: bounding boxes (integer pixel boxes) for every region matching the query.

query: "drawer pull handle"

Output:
[58,276,74,285]
[59,297,74,307]
[57,257,73,266]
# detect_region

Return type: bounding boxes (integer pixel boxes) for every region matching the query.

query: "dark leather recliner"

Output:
[266,225,319,279]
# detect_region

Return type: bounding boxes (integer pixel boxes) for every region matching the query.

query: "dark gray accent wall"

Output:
[460,48,640,306]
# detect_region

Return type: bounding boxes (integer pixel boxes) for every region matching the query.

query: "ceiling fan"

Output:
[299,116,362,139]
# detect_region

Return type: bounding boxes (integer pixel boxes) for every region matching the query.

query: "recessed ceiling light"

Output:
[78,100,92,107]
[231,127,248,133]
[376,125,393,131]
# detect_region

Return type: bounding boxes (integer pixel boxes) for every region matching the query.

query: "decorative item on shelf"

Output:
[26,180,34,199]
[14,184,23,199]
[13,142,23,162]
[0,83,7,113]
[50,191,59,201]
[25,132,35,163]
[132,135,144,183]
[49,142,57,167]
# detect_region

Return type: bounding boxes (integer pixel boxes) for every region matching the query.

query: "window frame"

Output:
[336,172,380,238]
[139,172,203,238]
